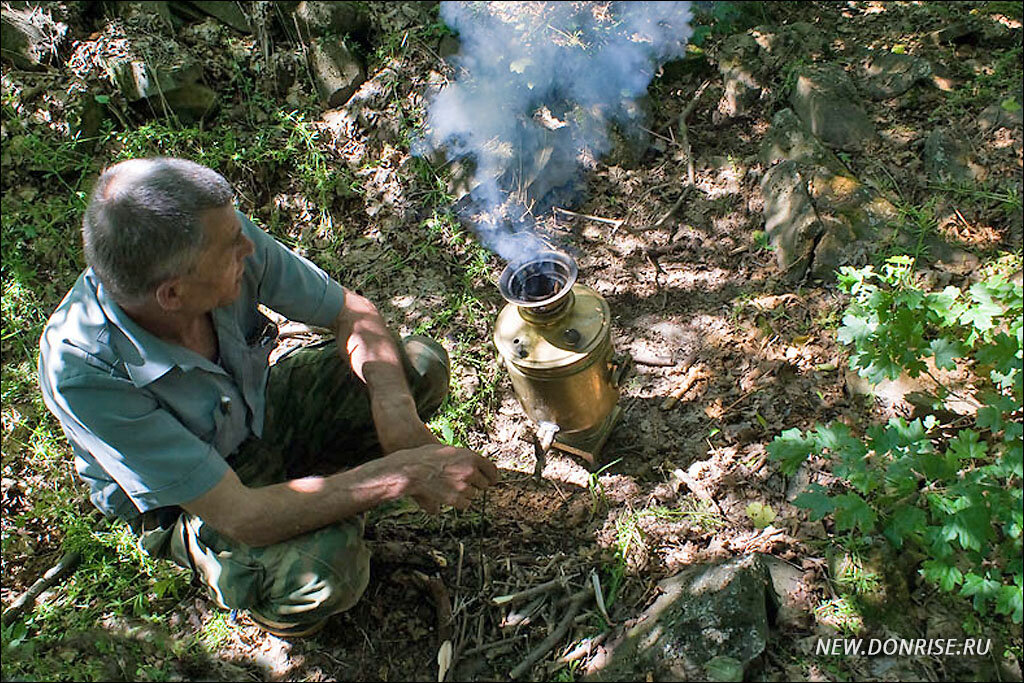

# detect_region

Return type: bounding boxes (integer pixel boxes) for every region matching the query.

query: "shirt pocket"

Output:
[212,394,247,457]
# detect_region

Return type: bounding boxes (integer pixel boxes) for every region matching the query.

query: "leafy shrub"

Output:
[769,256,1023,623]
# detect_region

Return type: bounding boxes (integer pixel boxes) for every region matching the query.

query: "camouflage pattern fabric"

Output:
[136,335,449,627]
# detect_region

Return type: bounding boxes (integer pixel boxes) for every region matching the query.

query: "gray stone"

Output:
[761,161,823,279]
[760,108,847,175]
[859,51,933,100]
[308,38,365,108]
[294,0,370,41]
[790,63,876,151]
[928,20,982,46]
[161,82,217,121]
[923,128,975,183]
[750,22,825,68]
[585,554,775,682]
[186,1,251,33]
[106,53,203,102]
[438,34,460,60]
[759,109,897,281]
[980,97,1024,131]
[717,33,763,118]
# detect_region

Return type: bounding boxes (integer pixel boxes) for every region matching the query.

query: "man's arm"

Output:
[334,287,438,453]
[182,443,498,547]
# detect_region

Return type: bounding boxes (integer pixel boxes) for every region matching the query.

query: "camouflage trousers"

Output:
[135,336,449,629]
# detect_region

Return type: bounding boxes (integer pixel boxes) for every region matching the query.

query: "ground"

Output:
[1,1,1022,682]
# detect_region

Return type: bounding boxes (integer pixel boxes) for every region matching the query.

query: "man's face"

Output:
[176,205,255,312]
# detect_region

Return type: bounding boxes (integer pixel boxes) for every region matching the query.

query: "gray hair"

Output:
[82,157,234,304]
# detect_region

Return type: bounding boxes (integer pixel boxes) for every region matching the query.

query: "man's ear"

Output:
[154,278,185,312]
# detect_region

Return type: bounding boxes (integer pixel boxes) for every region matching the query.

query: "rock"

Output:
[294,0,370,42]
[980,95,1024,131]
[760,108,847,175]
[859,51,933,100]
[161,82,217,121]
[185,1,251,33]
[585,554,776,682]
[106,53,203,102]
[1,2,69,69]
[118,1,174,29]
[716,33,763,118]
[790,63,876,151]
[928,20,983,46]
[72,93,107,148]
[308,38,365,108]
[761,161,822,279]
[749,22,825,68]
[923,128,977,183]
[759,109,896,281]
[438,34,460,60]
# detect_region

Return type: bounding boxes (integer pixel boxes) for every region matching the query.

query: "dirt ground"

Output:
[2,1,1022,681]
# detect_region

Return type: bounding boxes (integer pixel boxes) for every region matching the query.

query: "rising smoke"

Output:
[416,1,693,264]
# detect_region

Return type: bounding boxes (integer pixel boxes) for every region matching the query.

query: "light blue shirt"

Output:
[38,213,345,520]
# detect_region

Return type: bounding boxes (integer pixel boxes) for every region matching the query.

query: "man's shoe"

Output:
[247,611,327,639]
[403,335,450,417]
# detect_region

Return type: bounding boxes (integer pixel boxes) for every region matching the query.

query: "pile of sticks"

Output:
[440,550,613,681]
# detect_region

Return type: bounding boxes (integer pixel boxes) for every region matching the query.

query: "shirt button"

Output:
[220,396,232,414]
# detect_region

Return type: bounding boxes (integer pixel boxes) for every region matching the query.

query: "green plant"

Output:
[586,458,622,516]
[769,255,1023,623]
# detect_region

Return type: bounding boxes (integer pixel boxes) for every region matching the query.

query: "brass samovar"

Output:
[494,249,630,469]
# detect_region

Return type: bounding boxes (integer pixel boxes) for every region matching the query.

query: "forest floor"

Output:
[2,1,1022,682]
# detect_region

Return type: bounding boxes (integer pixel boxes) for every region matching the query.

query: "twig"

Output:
[509,590,591,679]
[492,577,566,606]
[677,79,711,185]
[631,351,676,367]
[651,185,693,231]
[2,550,81,626]
[720,387,763,417]
[552,206,624,228]
[461,635,528,658]
[660,349,705,411]
[415,570,454,643]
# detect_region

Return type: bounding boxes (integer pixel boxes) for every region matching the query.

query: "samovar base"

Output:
[551,405,622,470]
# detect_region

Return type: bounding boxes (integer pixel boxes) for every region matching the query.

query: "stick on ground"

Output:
[509,589,590,680]
[2,550,82,626]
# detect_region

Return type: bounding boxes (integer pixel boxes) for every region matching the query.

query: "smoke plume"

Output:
[416,1,693,264]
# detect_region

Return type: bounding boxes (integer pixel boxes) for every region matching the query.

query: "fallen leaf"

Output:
[437,640,453,682]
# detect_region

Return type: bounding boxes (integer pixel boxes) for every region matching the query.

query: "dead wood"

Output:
[509,589,591,680]
[2,550,81,626]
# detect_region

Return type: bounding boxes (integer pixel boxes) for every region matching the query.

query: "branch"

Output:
[2,550,81,626]
[509,589,591,680]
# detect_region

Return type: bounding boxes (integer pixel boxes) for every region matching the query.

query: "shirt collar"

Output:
[91,271,228,387]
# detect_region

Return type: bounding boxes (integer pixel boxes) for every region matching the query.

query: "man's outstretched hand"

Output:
[380,444,499,514]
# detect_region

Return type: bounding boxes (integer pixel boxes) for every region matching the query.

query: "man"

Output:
[38,157,499,637]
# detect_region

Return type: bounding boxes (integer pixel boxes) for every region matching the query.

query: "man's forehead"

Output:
[201,206,241,242]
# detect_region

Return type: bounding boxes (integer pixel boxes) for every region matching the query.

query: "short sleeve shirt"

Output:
[38,213,345,521]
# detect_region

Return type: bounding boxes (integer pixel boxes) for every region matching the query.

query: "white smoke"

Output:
[417,1,693,264]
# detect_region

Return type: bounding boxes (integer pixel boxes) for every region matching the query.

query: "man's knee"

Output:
[251,519,371,622]
[403,335,450,419]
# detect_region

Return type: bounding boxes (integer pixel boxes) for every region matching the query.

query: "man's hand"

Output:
[381,444,500,514]
[183,443,499,548]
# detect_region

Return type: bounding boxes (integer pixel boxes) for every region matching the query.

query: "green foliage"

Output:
[769,256,1023,623]
[690,2,766,46]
